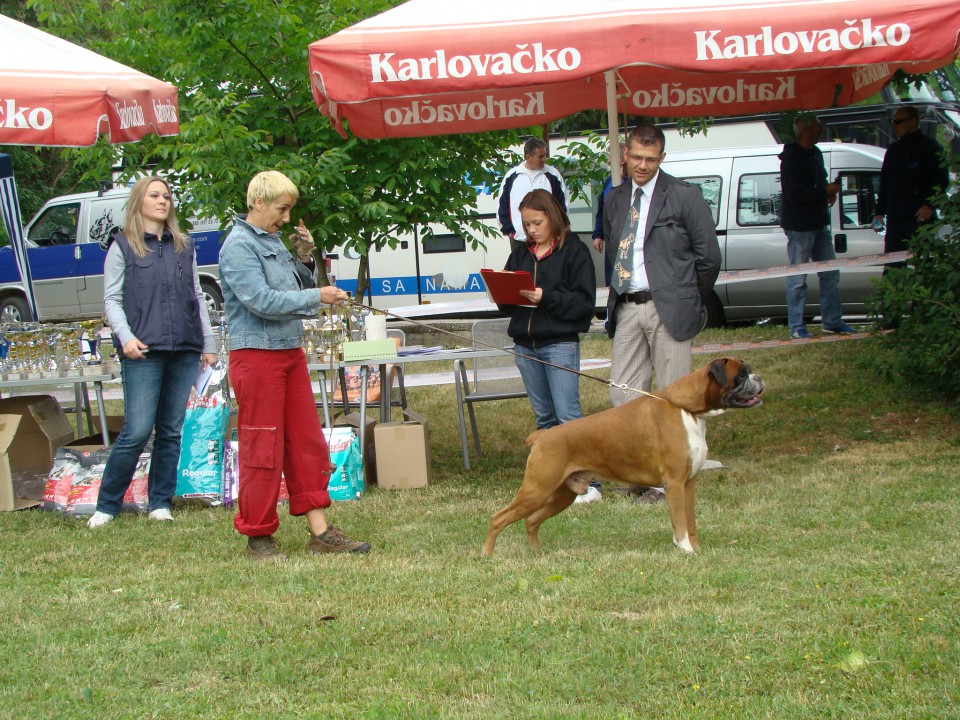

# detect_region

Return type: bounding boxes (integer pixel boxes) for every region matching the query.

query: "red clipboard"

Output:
[480,269,536,307]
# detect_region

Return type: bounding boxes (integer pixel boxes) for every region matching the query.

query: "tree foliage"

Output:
[27,0,518,297]
[868,181,960,400]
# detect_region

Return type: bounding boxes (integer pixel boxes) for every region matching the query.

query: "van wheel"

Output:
[700,292,725,329]
[0,295,32,323]
[200,281,223,315]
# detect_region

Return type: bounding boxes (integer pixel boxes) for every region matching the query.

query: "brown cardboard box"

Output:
[0,395,75,511]
[374,409,431,490]
[92,415,125,436]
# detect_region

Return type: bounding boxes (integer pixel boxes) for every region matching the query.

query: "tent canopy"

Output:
[308,0,960,139]
[0,13,179,147]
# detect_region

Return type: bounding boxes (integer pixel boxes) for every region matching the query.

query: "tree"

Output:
[30,0,516,298]
[869,185,960,399]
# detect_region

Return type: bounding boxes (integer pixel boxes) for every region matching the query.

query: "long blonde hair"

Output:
[123,175,188,258]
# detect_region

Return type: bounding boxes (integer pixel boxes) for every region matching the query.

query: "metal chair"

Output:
[453,317,528,469]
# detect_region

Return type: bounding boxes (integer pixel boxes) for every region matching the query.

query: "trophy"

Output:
[40,324,61,375]
[79,319,104,372]
[58,324,85,373]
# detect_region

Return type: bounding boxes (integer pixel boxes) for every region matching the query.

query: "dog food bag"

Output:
[176,395,229,503]
[323,427,364,501]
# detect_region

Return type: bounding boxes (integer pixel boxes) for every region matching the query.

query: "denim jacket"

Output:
[219,216,321,350]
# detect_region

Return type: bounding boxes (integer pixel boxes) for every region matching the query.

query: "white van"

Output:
[0,187,223,322]
[662,141,886,325]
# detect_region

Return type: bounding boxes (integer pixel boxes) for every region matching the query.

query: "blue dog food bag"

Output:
[323,427,364,501]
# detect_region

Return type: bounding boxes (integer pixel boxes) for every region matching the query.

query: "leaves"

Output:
[26,0,522,291]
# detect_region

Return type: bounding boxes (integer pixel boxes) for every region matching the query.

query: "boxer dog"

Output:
[482,357,764,556]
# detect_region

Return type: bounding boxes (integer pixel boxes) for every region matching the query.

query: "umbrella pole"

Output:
[605,70,622,187]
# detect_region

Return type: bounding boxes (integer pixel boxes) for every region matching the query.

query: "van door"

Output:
[77,196,125,316]
[725,158,797,320]
[823,152,884,314]
[25,200,84,319]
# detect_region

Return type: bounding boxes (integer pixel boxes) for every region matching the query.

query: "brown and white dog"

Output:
[482,357,764,556]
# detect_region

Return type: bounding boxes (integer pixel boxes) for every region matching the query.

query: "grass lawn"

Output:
[1,326,958,719]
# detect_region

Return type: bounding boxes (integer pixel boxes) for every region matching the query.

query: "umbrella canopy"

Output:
[309,0,960,139]
[0,13,179,147]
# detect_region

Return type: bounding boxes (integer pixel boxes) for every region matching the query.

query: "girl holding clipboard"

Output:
[497,189,596,441]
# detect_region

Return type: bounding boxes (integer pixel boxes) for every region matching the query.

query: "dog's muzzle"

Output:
[722,371,764,409]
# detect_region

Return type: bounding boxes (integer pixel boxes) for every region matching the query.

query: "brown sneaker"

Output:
[246,535,286,560]
[309,526,371,555]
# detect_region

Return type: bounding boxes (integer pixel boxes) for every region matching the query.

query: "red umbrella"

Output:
[309,0,960,140]
[0,13,179,147]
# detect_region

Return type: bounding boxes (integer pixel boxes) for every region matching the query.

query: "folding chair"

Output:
[453,317,528,469]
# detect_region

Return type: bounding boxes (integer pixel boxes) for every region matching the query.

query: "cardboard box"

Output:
[92,414,125,435]
[0,395,75,511]
[374,409,431,490]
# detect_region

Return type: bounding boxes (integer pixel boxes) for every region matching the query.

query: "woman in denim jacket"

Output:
[219,171,370,560]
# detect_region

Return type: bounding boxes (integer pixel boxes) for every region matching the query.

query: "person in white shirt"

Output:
[497,137,570,252]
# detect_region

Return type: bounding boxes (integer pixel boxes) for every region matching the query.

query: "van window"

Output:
[423,233,467,254]
[681,176,722,226]
[737,173,782,227]
[28,203,80,246]
[837,172,880,229]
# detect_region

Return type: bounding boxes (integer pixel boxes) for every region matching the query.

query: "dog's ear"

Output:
[707,358,730,388]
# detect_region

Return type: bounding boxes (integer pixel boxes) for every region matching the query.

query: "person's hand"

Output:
[289,218,314,258]
[519,288,543,305]
[123,337,149,359]
[592,237,603,252]
[507,232,516,240]
[915,204,933,223]
[201,353,218,368]
[825,181,841,207]
[320,286,349,305]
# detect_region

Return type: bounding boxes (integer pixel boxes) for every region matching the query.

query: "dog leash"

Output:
[331,300,666,402]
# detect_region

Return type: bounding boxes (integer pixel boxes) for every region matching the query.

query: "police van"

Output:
[0,187,223,322]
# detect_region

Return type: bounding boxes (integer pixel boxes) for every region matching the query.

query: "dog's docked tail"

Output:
[525,429,545,446]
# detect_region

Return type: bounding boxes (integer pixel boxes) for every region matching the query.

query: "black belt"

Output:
[619,290,653,304]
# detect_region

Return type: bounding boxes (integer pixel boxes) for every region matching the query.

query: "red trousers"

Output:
[229,348,331,537]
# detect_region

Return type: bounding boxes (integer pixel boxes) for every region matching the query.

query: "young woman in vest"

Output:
[87,176,218,528]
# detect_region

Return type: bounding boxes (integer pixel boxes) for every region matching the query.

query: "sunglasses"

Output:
[892,118,914,126]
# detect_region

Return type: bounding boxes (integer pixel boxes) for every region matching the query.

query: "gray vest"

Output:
[112,230,203,353]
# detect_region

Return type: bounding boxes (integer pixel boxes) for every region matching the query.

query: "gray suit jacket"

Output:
[603,171,721,341]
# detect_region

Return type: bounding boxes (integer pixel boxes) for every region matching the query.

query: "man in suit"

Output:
[603,124,721,503]
[603,123,722,405]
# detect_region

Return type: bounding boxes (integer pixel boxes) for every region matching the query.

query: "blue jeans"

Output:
[514,342,582,430]
[785,226,843,332]
[96,351,199,515]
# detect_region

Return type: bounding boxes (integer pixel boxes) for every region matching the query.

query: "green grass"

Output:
[1,328,959,719]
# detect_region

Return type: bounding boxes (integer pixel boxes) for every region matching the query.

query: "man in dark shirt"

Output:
[873,105,949,255]
[779,113,856,340]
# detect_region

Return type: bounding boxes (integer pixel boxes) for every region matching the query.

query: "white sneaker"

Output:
[573,486,602,505]
[148,508,174,522]
[87,511,114,529]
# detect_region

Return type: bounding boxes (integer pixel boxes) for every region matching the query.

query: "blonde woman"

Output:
[88,176,218,528]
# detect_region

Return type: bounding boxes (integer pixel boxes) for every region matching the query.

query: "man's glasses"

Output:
[892,118,913,126]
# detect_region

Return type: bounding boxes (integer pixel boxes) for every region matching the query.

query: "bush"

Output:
[869,189,960,399]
